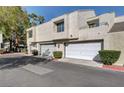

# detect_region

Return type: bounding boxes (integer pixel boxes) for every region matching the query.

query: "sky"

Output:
[24,6,124,22]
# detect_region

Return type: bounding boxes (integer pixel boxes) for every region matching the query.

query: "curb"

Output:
[54,59,124,72]
[100,65,124,72]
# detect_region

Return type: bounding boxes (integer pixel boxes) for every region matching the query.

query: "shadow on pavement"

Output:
[0,56,51,70]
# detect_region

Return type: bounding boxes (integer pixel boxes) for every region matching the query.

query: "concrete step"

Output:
[58,58,103,67]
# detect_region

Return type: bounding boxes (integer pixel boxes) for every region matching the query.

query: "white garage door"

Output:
[40,44,55,57]
[65,42,101,60]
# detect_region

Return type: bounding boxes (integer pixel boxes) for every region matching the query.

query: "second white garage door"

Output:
[40,44,55,57]
[65,42,101,60]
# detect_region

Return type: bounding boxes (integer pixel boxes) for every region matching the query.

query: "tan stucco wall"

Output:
[78,10,96,30]
[99,13,115,30]
[78,13,115,41]
[104,31,124,66]
[36,22,53,42]
[27,27,36,54]
[79,25,108,41]
[67,10,96,39]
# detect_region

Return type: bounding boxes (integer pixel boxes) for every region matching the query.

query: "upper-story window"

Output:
[56,21,64,32]
[87,19,99,28]
[28,30,33,38]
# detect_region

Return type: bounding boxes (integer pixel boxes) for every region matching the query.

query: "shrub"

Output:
[53,51,62,59]
[0,49,4,54]
[32,49,38,55]
[21,48,28,54]
[0,48,6,54]
[99,50,121,65]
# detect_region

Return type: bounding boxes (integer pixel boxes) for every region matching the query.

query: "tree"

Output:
[0,6,45,52]
[0,6,30,51]
[28,13,45,26]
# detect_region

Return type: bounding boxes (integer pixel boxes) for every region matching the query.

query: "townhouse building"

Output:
[27,10,124,66]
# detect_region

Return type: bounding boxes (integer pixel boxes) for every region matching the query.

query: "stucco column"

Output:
[0,43,1,49]
[56,43,65,58]
[36,43,40,55]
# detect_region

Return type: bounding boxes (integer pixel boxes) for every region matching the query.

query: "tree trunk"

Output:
[9,39,13,52]
[15,35,19,52]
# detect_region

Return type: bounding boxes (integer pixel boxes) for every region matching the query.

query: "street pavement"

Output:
[0,53,124,87]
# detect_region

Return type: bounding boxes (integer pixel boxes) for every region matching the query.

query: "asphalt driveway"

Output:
[0,53,124,87]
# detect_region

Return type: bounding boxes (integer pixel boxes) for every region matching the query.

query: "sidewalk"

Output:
[0,53,30,58]
[57,58,103,67]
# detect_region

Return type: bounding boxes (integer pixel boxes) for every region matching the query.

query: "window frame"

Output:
[87,19,99,28]
[56,21,64,32]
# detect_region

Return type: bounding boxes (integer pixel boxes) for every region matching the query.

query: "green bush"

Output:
[99,50,121,65]
[53,51,62,59]
[0,49,4,54]
[0,48,6,54]
[32,49,38,55]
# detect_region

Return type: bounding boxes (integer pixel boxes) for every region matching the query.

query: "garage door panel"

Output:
[65,42,101,60]
[40,44,55,56]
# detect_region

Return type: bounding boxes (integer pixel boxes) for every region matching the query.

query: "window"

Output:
[28,30,33,38]
[56,22,64,32]
[87,19,99,28]
[88,23,98,28]
[1,43,4,48]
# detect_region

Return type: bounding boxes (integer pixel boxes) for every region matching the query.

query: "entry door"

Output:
[65,42,101,60]
[40,44,55,56]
